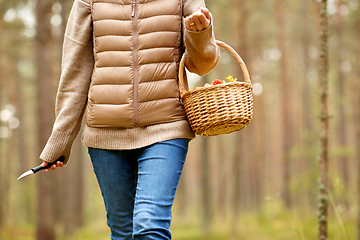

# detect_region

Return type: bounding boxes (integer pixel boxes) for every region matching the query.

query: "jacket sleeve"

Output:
[183,0,220,76]
[39,0,93,165]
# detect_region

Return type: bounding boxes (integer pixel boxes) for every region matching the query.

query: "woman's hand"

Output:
[185,7,211,32]
[41,160,64,172]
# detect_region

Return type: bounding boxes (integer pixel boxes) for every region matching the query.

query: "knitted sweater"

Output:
[40,0,220,165]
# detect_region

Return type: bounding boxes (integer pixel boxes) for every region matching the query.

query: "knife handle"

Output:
[32,156,66,173]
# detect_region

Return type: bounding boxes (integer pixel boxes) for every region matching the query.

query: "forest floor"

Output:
[0,210,356,240]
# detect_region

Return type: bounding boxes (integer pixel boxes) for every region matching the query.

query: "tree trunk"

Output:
[357,68,360,239]
[335,0,349,201]
[231,133,242,238]
[357,94,360,240]
[200,76,211,235]
[357,1,360,239]
[300,0,312,209]
[317,0,329,239]
[301,0,312,138]
[357,59,360,240]
[73,135,84,228]
[0,0,4,229]
[229,0,248,236]
[276,0,291,209]
[35,1,56,240]
[215,135,227,219]
[62,135,84,236]
[201,135,211,235]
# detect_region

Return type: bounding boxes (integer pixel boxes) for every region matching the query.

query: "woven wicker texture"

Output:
[178,40,253,137]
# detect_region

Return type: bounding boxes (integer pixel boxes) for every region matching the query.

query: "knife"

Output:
[17,156,65,180]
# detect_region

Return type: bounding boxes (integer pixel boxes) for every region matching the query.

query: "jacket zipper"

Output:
[132,0,139,127]
[131,0,136,17]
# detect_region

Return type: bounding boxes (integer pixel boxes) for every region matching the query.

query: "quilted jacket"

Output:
[87,0,189,127]
[39,0,220,164]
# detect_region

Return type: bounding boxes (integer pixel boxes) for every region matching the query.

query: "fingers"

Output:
[185,18,194,31]
[41,161,49,172]
[185,7,211,31]
[200,7,211,20]
[191,16,203,31]
[42,160,64,172]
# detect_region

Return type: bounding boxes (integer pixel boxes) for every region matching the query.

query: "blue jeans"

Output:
[88,138,189,240]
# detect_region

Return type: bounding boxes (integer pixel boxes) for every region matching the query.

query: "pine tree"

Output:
[35,0,56,239]
[357,1,360,239]
[317,0,329,239]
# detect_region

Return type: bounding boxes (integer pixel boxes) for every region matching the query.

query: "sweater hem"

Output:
[81,120,196,150]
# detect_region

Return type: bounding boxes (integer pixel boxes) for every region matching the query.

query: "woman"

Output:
[40,0,219,239]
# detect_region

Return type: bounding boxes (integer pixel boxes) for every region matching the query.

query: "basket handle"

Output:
[178,40,252,97]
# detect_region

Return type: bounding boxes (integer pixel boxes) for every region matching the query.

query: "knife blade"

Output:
[17,156,65,180]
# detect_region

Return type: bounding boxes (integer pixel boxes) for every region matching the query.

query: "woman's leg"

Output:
[88,147,138,240]
[133,138,189,240]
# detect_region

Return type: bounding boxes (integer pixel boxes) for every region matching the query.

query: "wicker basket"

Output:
[178,40,253,137]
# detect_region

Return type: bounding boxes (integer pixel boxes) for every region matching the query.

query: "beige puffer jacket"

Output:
[39,0,219,165]
[86,0,194,128]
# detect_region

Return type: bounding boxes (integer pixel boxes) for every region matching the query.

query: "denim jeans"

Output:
[88,138,189,240]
